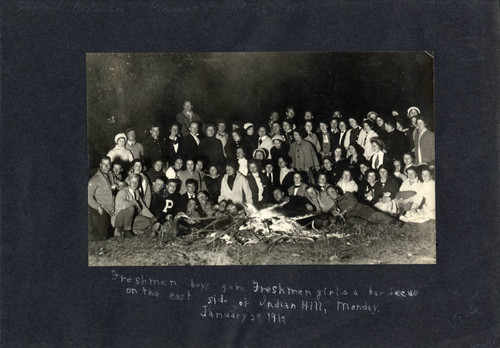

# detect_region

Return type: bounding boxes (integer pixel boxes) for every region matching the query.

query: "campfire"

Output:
[159,204,350,249]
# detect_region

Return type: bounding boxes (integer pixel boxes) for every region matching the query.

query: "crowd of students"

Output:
[88,101,435,241]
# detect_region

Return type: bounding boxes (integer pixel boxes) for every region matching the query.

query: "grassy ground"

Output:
[88,219,436,266]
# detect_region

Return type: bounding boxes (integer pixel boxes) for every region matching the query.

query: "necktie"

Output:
[415,130,421,163]
[375,154,379,168]
[268,173,272,182]
[259,138,263,145]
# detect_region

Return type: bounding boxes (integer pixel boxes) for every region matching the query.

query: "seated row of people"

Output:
[89,148,435,240]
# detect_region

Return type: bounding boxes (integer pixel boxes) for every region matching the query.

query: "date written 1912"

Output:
[267,312,287,325]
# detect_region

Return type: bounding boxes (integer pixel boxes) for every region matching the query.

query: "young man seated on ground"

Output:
[111,174,155,237]
[287,172,308,197]
[270,187,310,215]
[176,198,202,235]
[304,185,338,229]
[179,179,198,212]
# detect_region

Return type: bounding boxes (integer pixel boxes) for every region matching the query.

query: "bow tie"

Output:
[217,132,225,136]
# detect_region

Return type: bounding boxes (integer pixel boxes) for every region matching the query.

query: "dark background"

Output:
[87,51,434,167]
[1,0,499,347]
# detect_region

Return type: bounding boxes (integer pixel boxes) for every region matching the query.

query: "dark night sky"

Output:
[87,51,433,167]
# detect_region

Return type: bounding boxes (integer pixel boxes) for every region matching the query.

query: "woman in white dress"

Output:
[357,119,378,160]
[400,166,435,223]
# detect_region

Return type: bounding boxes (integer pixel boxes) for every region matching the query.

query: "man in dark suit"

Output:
[176,100,203,136]
[384,118,409,162]
[150,177,168,224]
[262,160,279,202]
[181,121,201,160]
[277,155,295,192]
[271,187,310,214]
[246,160,269,207]
[178,179,198,213]
[346,116,362,146]
[287,172,308,198]
[330,118,341,146]
[317,120,334,158]
[143,124,167,169]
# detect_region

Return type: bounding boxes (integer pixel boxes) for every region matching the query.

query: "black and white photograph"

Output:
[87,52,435,266]
[4,0,500,346]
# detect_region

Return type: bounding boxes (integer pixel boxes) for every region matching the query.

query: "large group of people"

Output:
[88,100,435,241]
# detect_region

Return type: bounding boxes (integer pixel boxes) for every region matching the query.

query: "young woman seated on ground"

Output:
[400,166,435,223]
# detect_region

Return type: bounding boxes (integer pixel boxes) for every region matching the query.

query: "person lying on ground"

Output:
[326,186,402,227]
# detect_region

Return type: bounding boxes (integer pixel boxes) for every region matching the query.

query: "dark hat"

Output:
[378,164,391,172]
[385,118,396,128]
[347,115,361,126]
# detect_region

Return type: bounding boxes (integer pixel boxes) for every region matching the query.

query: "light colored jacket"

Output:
[288,140,320,171]
[218,172,253,204]
[107,146,134,163]
[88,170,114,214]
[111,187,153,227]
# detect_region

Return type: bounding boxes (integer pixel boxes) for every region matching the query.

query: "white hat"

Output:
[407,106,421,116]
[243,123,254,130]
[253,148,269,159]
[271,134,285,142]
[114,133,127,144]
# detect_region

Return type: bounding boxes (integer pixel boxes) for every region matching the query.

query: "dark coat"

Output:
[204,175,223,202]
[165,137,183,165]
[145,168,167,185]
[337,130,348,148]
[369,152,392,170]
[247,172,269,205]
[263,171,279,201]
[279,171,295,192]
[347,127,362,146]
[179,192,198,213]
[151,190,181,222]
[317,130,333,152]
[330,131,341,147]
[386,129,410,162]
[277,196,310,214]
[199,137,225,167]
[181,134,200,160]
[143,136,167,168]
[373,176,400,201]
[358,180,377,206]
[242,134,258,155]
[270,144,290,167]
